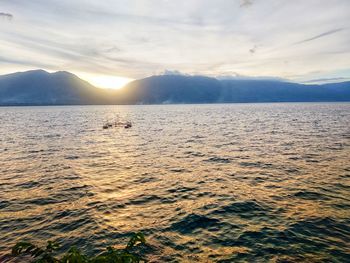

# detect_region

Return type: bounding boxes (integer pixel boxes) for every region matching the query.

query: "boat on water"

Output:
[124,122,132,128]
[103,119,132,129]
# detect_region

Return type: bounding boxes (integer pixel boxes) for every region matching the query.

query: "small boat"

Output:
[103,119,132,129]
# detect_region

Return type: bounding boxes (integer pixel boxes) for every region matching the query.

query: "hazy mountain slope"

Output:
[0,70,116,105]
[220,80,350,102]
[117,75,222,104]
[120,76,350,104]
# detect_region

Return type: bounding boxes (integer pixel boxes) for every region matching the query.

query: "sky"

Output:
[0,0,350,89]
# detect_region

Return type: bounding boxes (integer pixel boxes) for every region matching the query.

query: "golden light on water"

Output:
[76,72,133,90]
[1,104,350,261]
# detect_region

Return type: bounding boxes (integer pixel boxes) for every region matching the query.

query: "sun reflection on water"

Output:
[0,103,349,261]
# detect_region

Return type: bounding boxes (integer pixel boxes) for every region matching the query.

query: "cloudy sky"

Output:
[0,0,349,88]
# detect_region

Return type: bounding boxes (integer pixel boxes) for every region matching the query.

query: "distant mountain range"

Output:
[0,70,349,105]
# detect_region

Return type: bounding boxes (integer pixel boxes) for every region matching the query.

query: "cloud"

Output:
[0,0,349,82]
[0,55,55,69]
[160,70,188,76]
[216,74,287,82]
[240,0,253,8]
[295,28,345,44]
[0,12,13,20]
[302,77,349,84]
[249,45,258,54]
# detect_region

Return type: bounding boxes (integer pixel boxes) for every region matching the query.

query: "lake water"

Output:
[0,103,349,262]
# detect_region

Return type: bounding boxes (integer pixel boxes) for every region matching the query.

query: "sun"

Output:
[75,72,133,90]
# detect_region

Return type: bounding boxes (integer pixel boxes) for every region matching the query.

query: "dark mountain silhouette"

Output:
[0,70,349,105]
[0,70,116,105]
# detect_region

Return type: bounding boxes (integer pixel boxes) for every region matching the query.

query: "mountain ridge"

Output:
[0,70,349,105]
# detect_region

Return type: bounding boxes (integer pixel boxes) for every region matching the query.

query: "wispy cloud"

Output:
[240,0,253,8]
[0,12,13,20]
[302,77,349,84]
[295,28,345,44]
[0,55,55,69]
[249,45,258,54]
[0,0,349,82]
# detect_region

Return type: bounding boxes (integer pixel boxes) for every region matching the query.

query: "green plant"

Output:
[11,232,146,263]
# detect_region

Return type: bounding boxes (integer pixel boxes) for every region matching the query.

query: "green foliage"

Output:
[11,232,146,263]
[12,240,60,263]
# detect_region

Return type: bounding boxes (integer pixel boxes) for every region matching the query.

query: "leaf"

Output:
[60,246,88,263]
[12,233,148,263]
[12,241,60,262]
[12,242,31,255]
[46,241,60,251]
[126,233,146,251]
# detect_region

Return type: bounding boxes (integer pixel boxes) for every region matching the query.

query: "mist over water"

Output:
[0,103,349,262]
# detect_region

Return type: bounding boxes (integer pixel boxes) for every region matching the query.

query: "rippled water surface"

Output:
[0,103,349,262]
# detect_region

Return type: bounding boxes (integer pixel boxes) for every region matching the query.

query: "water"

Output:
[0,103,349,262]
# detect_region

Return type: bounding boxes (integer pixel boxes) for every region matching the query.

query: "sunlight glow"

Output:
[76,72,133,89]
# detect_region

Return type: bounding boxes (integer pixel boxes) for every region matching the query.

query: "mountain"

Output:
[0,70,117,105]
[0,70,349,105]
[120,75,350,104]
[219,79,350,103]
[116,75,222,104]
